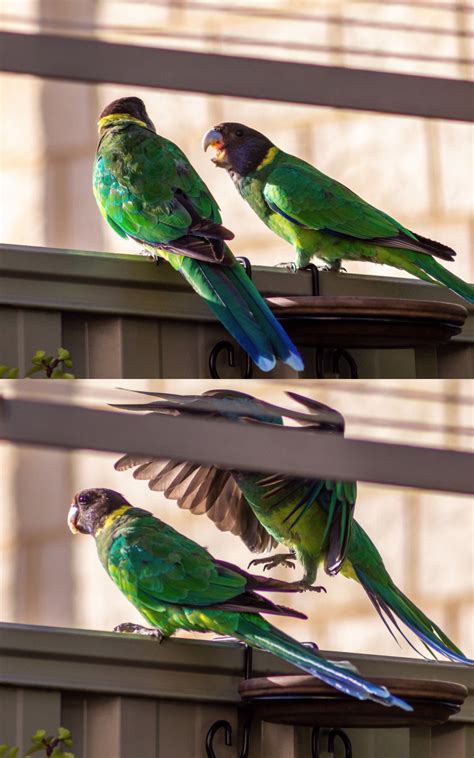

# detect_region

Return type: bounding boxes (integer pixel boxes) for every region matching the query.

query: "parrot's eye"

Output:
[235,129,244,137]
[78,493,88,505]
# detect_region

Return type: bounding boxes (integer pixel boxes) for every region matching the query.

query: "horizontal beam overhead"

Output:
[0,397,472,494]
[1,31,473,121]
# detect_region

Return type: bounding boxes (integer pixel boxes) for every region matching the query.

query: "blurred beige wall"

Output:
[0,379,472,661]
[1,0,473,281]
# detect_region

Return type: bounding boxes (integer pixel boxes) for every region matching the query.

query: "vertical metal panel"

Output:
[414,348,439,378]
[118,697,159,758]
[61,694,87,758]
[432,723,474,758]
[0,687,19,746]
[118,319,162,379]
[261,721,299,758]
[437,343,474,379]
[410,726,433,758]
[0,308,62,376]
[11,688,61,754]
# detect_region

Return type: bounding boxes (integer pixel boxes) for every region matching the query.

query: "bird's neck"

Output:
[97,113,148,135]
[94,504,132,536]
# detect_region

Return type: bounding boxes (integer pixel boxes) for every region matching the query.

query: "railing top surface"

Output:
[1,243,472,322]
[1,31,473,122]
[1,623,473,707]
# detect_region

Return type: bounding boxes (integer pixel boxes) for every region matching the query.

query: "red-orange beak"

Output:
[202,128,227,166]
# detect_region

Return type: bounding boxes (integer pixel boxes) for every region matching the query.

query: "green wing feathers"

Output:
[93,122,304,369]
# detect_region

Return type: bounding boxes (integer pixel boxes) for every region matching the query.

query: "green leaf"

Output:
[50,748,63,758]
[6,368,19,379]
[62,740,73,748]
[50,368,65,379]
[60,373,75,380]
[0,366,9,378]
[7,749,19,758]
[31,731,46,743]
[56,729,71,742]
[24,747,43,756]
[63,360,73,368]
[32,351,46,363]
[57,349,70,361]
[61,753,75,758]
[0,746,11,757]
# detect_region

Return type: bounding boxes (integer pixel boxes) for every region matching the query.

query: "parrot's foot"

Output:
[248,552,296,572]
[301,641,320,651]
[321,260,346,273]
[284,580,326,593]
[275,261,298,273]
[113,622,164,641]
[149,253,163,266]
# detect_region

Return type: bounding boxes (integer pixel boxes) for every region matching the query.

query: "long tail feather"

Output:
[236,616,412,710]
[400,252,474,304]
[354,566,473,664]
[178,255,304,372]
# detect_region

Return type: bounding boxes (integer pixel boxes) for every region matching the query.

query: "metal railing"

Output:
[1,245,473,379]
[1,623,473,758]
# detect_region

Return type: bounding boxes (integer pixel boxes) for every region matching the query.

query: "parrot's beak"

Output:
[67,503,80,534]
[202,128,227,166]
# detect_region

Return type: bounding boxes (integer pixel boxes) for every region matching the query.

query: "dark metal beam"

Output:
[1,31,473,121]
[0,397,472,494]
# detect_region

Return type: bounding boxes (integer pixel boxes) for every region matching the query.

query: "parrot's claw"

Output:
[248,552,296,572]
[321,260,346,273]
[285,581,326,593]
[113,622,164,641]
[301,641,320,651]
[275,261,298,273]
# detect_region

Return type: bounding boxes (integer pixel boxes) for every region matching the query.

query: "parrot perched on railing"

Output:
[203,123,474,304]
[67,487,411,710]
[92,97,303,373]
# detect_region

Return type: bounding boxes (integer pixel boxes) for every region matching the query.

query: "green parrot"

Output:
[67,487,411,709]
[93,98,304,373]
[113,389,473,666]
[202,123,474,304]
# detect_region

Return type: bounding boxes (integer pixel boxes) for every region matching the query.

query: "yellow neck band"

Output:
[98,113,147,132]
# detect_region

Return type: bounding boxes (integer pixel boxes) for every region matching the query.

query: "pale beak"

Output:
[202,128,224,153]
[67,503,80,534]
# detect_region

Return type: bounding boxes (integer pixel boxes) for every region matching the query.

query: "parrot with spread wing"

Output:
[113,389,472,665]
[92,98,304,372]
[202,123,474,304]
[67,487,411,709]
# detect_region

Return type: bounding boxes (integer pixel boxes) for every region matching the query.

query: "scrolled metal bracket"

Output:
[205,645,254,757]
[315,347,359,379]
[206,720,232,758]
[311,727,353,757]
[208,340,253,379]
